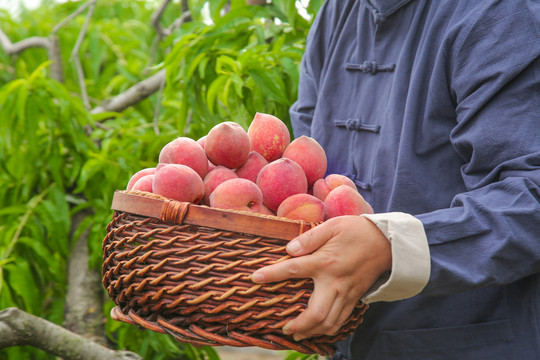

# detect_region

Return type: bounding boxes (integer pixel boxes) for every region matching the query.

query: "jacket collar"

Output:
[363,0,415,23]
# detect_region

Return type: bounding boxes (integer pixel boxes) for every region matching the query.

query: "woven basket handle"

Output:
[111,191,316,241]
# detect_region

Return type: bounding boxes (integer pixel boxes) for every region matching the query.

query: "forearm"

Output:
[418,176,540,296]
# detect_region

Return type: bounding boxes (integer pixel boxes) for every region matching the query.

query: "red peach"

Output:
[277,193,324,222]
[197,135,207,149]
[126,168,156,190]
[198,135,218,172]
[256,158,308,212]
[203,166,238,205]
[282,135,327,186]
[209,178,263,213]
[196,137,217,173]
[248,112,291,162]
[207,160,217,173]
[158,137,208,179]
[235,151,268,183]
[259,204,277,216]
[131,174,154,193]
[313,174,357,202]
[324,185,374,220]
[152,164,204,204]
[205,122,251,169]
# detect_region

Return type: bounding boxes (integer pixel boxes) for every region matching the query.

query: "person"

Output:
[251,0,540,359]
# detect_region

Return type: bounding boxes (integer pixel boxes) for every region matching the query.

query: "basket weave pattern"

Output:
[102,191,368,356]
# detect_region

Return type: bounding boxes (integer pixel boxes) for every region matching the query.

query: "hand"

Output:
[251,215,391,340]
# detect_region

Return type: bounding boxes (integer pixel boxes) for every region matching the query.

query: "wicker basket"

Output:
[102,190,368,356]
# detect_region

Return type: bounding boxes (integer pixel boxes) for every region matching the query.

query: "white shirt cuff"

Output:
[360,212,430,303]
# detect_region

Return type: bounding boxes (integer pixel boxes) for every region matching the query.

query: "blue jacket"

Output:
[290,0,540,358]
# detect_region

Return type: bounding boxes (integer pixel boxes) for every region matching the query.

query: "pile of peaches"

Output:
[126,113,373,222]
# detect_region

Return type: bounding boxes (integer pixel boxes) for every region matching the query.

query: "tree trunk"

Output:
[0,307,141,360]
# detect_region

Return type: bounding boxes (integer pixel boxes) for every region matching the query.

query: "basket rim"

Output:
[111,190,318,241]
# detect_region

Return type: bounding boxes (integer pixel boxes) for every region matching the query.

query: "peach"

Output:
[235,151,268,183]
[324,185,374,220]
[313,174,357,202]
[205,122,251,169]
[196,136,218,174]
[152,164,204,204]
[256,158,308,212]
[203,166,238,205]
[277,193,324,222]
[158,137,208,179]
[198,135,218,171]
[198,136,218,174]
[197,135,207,149]
[126,168,156,190]
[207,160,217,173]
[131,174,154,193]
[248,112,291,162]
[209,178,263,213]
[259,204,277,216]
[282,135,327,186]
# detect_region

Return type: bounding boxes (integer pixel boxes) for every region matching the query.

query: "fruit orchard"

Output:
[0,0,325,359]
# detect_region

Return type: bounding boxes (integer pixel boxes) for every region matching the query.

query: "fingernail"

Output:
[251,272,264,283]
[293,333,305,341]
[287,240,301,255]
[282,324,292,335]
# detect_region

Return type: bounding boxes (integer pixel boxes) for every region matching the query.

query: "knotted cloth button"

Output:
[334,118,362,131]
[345,119,360,131]
[334,119,381,133]
[375,13,386,25]
[362,61,377,75]
[345,61,396,75]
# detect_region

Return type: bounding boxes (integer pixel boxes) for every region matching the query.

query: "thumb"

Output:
[287,219,337,256]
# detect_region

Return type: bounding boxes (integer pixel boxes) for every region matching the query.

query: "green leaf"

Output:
[230,73,244,98]
[247,68,289,103]
[91,111,122,122]
[0,205,26,217]
[185,51,210,83]
[216,55,238,75]
[5,260,41,313]
[206,75,228,114]
[209,0,230,21]
[28,60,52,83]
[75,158,105,193]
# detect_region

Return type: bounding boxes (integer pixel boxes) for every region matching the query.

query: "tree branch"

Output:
[0,307,142,360]
[70,0,97,108]
[153,0,191,38]
[246,0,267,5]
[0,29,50,55]
[48,34,65,83]
[151,0,172,39]
[52,0,96,35]
[91,69,166,114]
[165,10,191,37]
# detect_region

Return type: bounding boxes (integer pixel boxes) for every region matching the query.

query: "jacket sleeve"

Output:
[418,2,540,296]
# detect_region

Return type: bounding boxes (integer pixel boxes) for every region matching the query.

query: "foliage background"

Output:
[0,0,322,358]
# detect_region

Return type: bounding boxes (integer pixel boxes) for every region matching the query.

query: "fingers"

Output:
[283,280,358,340]
[286,219,337,256]
[252,221,339,284]
[250,216,385,339]
[283,281,337,339]
[251,255,316,284]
